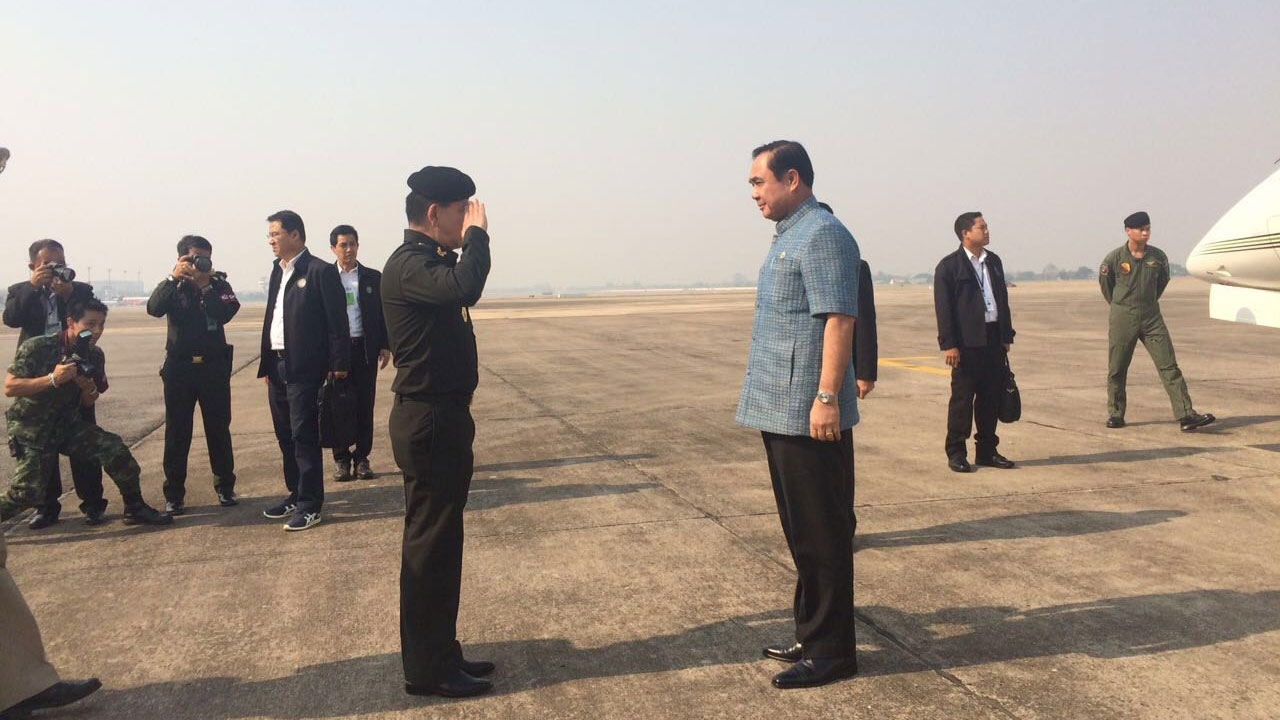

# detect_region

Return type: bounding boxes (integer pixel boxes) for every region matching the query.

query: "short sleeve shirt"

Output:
[736,197,861,435]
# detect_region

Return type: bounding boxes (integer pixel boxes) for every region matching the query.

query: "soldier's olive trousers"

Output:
[1,420,144,521]
[1107,310,1194,420]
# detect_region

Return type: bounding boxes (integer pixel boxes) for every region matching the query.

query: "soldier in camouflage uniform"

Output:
[2,298,171,525]
[1099,211,1215,432]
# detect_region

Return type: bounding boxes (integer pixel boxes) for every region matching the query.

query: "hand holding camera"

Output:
[172,255,214,288]
[51,361,79,387]
[31,261,76,293]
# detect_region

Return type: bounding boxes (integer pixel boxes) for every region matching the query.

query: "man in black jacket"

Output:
[257,210,350,532]
[933,212,1016,473]
[3,239,106,527]
[385,166,494,699]
[327,225,390,482]
[147,235,241,514]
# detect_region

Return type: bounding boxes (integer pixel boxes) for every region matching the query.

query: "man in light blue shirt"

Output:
[736,140,860,689]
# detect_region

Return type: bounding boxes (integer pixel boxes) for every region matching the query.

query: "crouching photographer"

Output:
[2,298,172,525]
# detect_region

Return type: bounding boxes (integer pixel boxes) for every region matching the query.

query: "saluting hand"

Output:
[463,200,488,233]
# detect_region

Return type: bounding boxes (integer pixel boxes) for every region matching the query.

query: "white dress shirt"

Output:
[269,249,307,350]
[966,247,999,323]
[339,264,363,338]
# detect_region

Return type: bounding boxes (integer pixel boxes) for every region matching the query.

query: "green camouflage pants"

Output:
[1107,310,1194,420]
[2,419,143,520]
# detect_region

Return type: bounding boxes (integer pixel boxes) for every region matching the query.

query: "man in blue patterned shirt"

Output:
[736,140,860,689]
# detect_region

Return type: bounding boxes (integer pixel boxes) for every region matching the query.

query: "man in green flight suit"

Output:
[1099,211,1215,431]
[2,298,172,525]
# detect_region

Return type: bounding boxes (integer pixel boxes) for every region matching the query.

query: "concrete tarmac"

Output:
[2,279,1279,719]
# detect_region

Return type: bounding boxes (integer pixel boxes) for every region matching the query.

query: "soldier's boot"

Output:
[122,497,174,526]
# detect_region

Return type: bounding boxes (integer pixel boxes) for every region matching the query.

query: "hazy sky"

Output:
[2,0,1278,293]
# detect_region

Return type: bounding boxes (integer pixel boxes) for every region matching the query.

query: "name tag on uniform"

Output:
[346,291,356,306]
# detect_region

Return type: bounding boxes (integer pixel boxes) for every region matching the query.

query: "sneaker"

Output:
[355,458,374,480]
[284,512,322,531]
[216,490,238,507]
[28,510,59,530]
[123,504,174,526]
[164,500,186,516]
[333,459,354,482]
[263,501,298,519]
[1180,413,1216,432]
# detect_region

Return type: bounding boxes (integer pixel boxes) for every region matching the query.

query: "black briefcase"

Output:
[319,376,357,449]
[999,359,1021,424]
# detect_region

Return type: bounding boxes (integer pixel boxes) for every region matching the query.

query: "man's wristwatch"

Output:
[816,391,835,405]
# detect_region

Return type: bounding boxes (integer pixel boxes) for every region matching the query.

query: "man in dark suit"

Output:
[327,224,390,481]
[933,211,1015,473]
[257,210,350,531]
[3,239,106,527]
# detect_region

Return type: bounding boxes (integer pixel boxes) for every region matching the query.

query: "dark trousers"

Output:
[945,322,1006,460]
[762,431,855,660]
[266,358,324,514]
[392,394,475,685]
[333,339,378,464]
[39,404,105,518]
[162,357,236,503]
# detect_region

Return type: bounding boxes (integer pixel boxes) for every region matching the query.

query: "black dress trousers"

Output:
[162,354,236,502]
[333,338,378,465]
[945,321,1006,460]
[392,393,475,685]
[762,430,856,660]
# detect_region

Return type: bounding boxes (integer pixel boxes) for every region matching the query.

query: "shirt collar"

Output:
[404,229,451,258]
[279,247,309,272]
[965,246,988,264]
[775,196,820,237]
[337,261,360,275]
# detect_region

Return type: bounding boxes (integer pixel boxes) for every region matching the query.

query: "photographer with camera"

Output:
[3,239,108,528]
[146,235,241,514]
[2,298,172,525]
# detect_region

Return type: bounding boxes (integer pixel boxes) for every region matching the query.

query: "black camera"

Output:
[182,255,213,273]
[64,329,98,378]
[46,262,76,282]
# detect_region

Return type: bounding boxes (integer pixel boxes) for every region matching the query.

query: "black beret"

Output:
[1124,211,1150,229]
[406,166,475,204]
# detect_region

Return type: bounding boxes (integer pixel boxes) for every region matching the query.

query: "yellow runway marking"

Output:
[881,356,951,377]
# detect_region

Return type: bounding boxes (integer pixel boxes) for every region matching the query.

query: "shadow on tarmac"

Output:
[1018,447,1229,467]
[858,510,1185,549]
[92,590,1280,717]
[1193,415,1280,433]
[6,475,658,547]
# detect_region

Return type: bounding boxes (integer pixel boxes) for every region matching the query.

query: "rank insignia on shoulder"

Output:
[296,278,308,288]
[1119,262,1131,275]
[1099,263,1109,275]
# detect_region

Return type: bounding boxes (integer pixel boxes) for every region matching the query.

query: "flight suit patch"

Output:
[1119,262,1131,275]
[1099,263,1109,275]
[1146,260,1158,267]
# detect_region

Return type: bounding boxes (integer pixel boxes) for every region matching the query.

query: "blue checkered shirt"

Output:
[736,197,861,436]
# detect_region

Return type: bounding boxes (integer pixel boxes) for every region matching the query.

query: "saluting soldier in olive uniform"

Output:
[146,235,241,514]
[384,166,495,699]
[2,299,171,525]
[1100,211,1215,431]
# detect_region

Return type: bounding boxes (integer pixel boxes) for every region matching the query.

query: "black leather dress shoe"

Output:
[83,509,107,526]
[763,642,803,663]
[405,669,492,698]
[948,457,972,473]
[771,658,858,689]
[1180,413,1216,431]
[975,453,1015,469]
[7,678,102,714]
[1106,416,1125,428]
[462,658,496,677]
